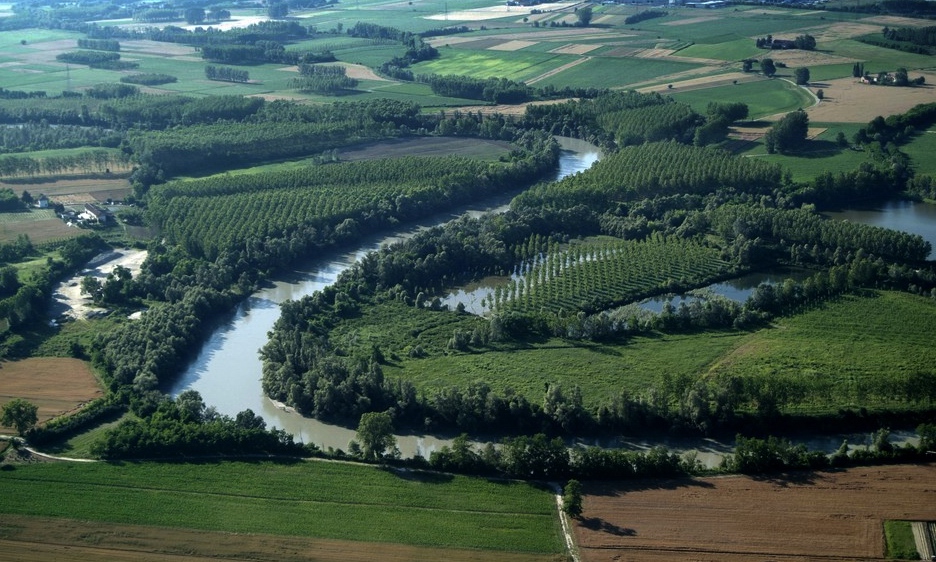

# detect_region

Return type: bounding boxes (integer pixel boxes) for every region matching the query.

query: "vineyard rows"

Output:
[493,235,732,314]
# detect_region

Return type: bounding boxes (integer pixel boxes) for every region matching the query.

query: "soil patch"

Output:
[0,358,103,429]
[576,464,936,562]
[805,74,936,122]
[0,514,554,562]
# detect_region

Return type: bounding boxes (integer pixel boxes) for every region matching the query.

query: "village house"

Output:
[79,203,111,224]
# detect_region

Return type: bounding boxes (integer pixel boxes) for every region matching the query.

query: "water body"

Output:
[638,267,816,313]
[825,199,936,259]
[169,137,599,457]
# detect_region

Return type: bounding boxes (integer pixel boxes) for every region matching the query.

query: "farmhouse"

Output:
[35,194,49,209]
[79,203,111,224]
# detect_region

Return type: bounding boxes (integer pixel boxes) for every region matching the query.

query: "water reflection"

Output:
[825,199,936,259]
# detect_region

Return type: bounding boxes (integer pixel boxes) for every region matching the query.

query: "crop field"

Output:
[0,212,82,244]
[575,463,936,562]
[0,461,564,556]
[903,126,936,177]
[0,177,130,205]
[0,357,103,429]
[669,79,814,120]
[381,321,745,406]
[805,74,936,123]
[413,49,577,82]
[707,291,936,414]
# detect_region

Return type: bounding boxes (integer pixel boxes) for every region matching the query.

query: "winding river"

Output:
[169,137,600,457]
[169,141,926,462]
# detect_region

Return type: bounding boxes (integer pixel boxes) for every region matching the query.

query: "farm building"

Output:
[79,203,111,224]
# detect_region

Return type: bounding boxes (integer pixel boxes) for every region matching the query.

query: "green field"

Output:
[669,78,814,119]
[903,127,936,177]
[708,290,936,414]
[884,520,920,560]
[414,49,576,82]
[730,122,871,183]
[0,460,563,554]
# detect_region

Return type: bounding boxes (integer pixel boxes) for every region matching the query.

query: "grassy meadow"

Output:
[0,460,564,554]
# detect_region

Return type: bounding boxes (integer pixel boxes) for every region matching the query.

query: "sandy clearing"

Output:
[805,74,936,123]
[341,63,391,82]
[50,249,148,321]
[0,358,103,428]
[577,464,936,562]
[489,39,538,51]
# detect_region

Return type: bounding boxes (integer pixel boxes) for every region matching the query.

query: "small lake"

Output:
[825,199,936,259]
[638,267,816,313]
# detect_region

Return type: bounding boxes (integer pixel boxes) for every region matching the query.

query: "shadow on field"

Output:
[586,476,715,497]
[382,466,454,484]
[750,469,826,487]
[580,517,636,537]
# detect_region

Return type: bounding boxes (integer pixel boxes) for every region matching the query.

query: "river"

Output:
[169,137,600,457]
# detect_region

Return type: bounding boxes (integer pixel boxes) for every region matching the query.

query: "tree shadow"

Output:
[381,465,454,484]
[586,476,715,497]
[579,517,636,536]
[750,469,827,488]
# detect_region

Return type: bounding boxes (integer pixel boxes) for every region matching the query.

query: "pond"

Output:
[825,199,936,259]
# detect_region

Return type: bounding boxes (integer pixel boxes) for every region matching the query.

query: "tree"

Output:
[575,6,593,26]
[268,1,288,18]
[184,8,205,25]
[764,109,809,154]
[2,398,38,435]
[355,411,398,460]
[816,89,824,100]
[794,34,816,50]
[760,58,776,77]
[742,59,754,72]
[562,479,584,518]
[893,67,909,87]
[794,67,810,85]
[79,276,102,298]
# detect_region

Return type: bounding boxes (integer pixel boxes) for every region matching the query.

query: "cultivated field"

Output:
[1,177,132,205]
[575,463,936,562]
[0,210,83,244]
[0,461,565,557]
[805,74,936,123]
[0,357,103,429]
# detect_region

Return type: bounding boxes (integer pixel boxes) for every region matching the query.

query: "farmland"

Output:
[575,463,936,562]
[0,357,103,428]
[0,460,564,557]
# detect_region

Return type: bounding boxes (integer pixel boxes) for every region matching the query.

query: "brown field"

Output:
[489,40,538,52]
[575,464,936,562]
[805,74,936,122]
[0,358,103,430]
[0,217,82,244]
[1,177,131,204]
[804,21,882,42]
[0,515,558,562]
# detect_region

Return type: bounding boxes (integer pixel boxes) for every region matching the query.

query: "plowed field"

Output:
[0,358,102,428]
[0,514,559,562]
[576,464,936,562]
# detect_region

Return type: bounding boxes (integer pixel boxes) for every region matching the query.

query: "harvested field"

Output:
[0,515,556,562]
[0,177,131,204]
[0,358,103,429]
[805,21,882,42]
[663,16,721,26]
[805,74,936,122]
[0,217,82,244]
[861,15,936,28]
[489,40,537,51]
[549,43,602,55]
[636,71,757,94]
[576,464,936,562]
[764,48,858,67]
